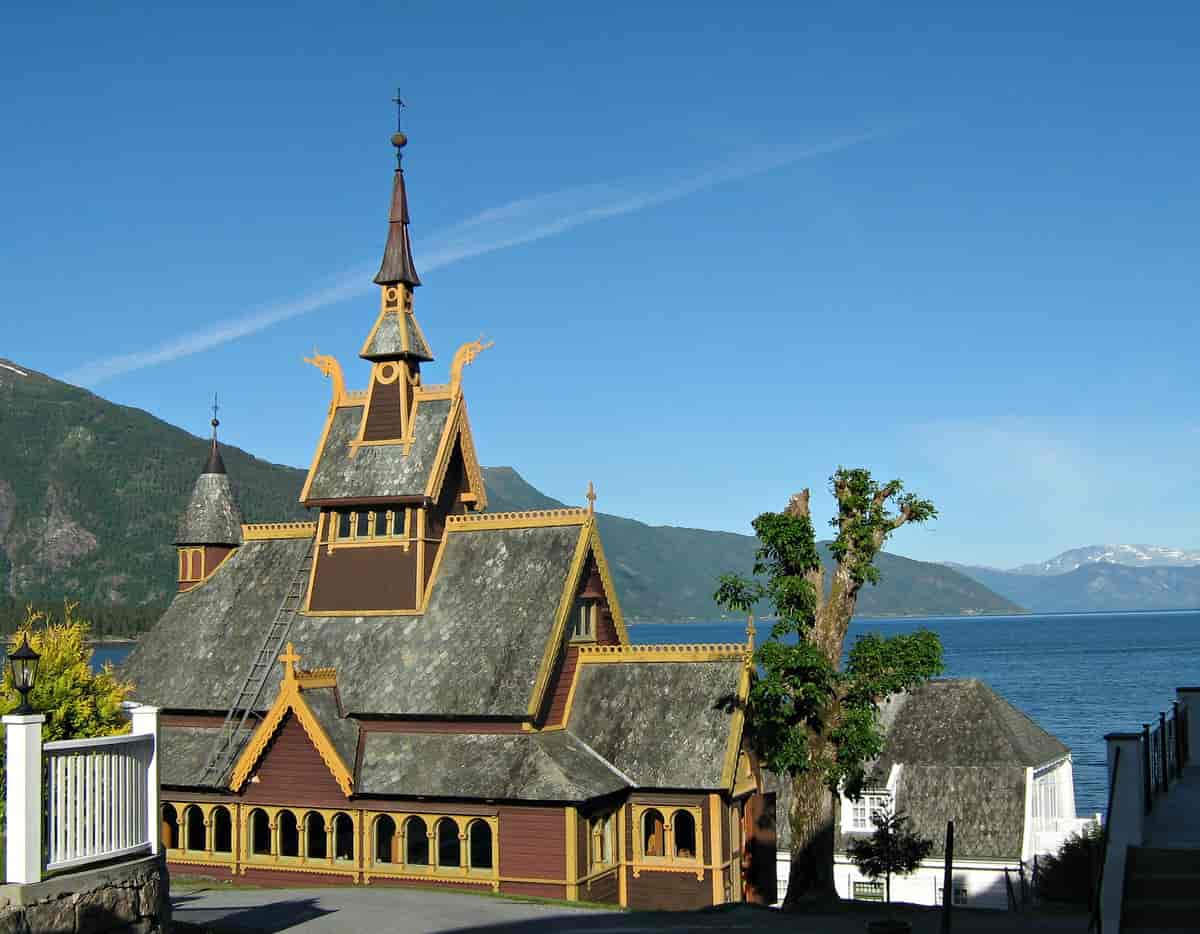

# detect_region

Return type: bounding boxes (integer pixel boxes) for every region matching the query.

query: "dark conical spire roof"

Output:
[175,418,242,546]
[373,136,422,287]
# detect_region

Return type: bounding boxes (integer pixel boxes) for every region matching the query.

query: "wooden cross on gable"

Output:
[279,642,301,682]
[586,481,597,516]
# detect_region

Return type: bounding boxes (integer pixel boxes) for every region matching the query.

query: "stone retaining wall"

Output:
[0,854,169,934]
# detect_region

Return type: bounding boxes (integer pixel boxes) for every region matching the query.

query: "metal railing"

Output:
[1142,700,1189,814]
[43,732,155,873]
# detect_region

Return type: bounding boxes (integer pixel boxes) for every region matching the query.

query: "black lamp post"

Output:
[7,634,40,715]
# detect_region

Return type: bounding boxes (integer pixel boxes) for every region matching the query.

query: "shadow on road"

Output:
[172,894,335,933]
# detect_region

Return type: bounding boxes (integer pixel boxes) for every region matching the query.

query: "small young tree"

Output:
[1,602,133,742]
[715,468,944,905]
[847,810,933,906]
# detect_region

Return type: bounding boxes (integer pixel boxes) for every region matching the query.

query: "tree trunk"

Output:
[783,767,838,906]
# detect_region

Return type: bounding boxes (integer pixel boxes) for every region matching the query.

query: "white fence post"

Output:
[4,713,45,884]
[127,702,160,856]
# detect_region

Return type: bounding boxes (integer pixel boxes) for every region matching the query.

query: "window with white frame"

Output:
[850,793,890,831]
[1031,766,1060,830]
[937,884,969,906]
[853,880,884,901]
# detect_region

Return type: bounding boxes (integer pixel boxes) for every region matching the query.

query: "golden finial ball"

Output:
[391,132,408,149]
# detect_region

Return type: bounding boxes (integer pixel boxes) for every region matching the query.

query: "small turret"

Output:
[175,407,243,591]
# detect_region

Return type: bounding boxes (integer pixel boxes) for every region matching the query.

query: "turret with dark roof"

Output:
[175,420,243,547]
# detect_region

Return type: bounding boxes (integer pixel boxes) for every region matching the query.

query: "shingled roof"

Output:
[771,679,1071,860]
[567,658,744,789]
[360,311,434,362]
[124,521,588,718]
[175,440,243,546]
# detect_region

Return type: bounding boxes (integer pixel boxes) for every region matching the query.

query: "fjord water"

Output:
[631,610,1200,817]
[92,610,1200,816]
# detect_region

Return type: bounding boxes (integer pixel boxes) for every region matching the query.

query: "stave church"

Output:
[122,124,775,909]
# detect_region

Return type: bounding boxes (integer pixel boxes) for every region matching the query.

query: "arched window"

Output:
[374,815,396,864]
[185,805,206,851]
[673,810,697,859]
[161,804,179,850]
[437,818,460,868]
[305,812,327,860]
[279,810,299,857]
[468,820,493,870]
[642,809,665,857]
[334,813,354,861]
[404,816,429,866]
[250,809,271,855]
[212,807,233,854]
[590,813,613,866]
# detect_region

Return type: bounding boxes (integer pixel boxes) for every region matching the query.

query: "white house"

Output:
[774,678,1096,909]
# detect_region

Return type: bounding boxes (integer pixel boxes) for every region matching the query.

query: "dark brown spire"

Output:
[373,133,422,287]
[203,398,226,474]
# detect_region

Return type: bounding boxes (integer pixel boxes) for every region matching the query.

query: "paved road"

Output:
[172,885,1085,933]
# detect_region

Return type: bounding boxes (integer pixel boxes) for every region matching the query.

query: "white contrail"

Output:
[66,131,881,387]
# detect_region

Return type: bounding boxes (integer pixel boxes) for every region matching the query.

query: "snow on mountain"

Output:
[1011,544,1200,576]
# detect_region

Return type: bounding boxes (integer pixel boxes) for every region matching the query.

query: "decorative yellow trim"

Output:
[176,546,237,593]
[446,509,587,532]
[299,394,345,504]
[344,390,368,404]
[304,351,347,408]
[527,521,593,718]
[565,807,579,901]
[720,662,753,792]
[456,398,487,511]
[587,524,628,644]
[630,804,706,880]
[359,811,499,886]
[617,806,628,906]
[732,749,757,798]
[448,337,493,394]
[302,607,426,618]
[228,645,354,797]
[416,508,428,604]
[407,310,434,360]
[576,643,749,664]
[416,384,452,400]
[241,522,317,541]
[708,794,724,904]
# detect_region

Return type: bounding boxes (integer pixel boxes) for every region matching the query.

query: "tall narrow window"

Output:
[334,813,354,861]
[338,511,352,539]
[374,815,396,864]
[162,804,180,850]
[642,809,665,857]
[375,510,389,537]
[405,816,429,866]
[185,806,206,851]
[468,820,493,870]
[279,811,299,857]
[212,807,233,854]
[571,600,596,642]
[305,812,327,860]
[673,810,697,858]
[590,813,613,866]
[356,511,370,538]
[250,809,271,855]
[437,818,461,868]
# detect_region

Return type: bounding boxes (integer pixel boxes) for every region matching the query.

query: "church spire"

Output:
[176,400,243,548]
[372,92,421,289]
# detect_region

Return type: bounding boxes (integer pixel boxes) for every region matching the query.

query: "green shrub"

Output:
[1036,824,1103,904]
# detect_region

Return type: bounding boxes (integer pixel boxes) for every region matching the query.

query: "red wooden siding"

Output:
[363,376,404,441]
[498,805,565,882]
[238,713,348,809]
[358,720,524,734]
[544,646,579,726]
[583,869,620,904]
[308,542,419,613]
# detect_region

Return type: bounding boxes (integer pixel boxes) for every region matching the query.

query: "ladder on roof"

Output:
[198,535,316,787]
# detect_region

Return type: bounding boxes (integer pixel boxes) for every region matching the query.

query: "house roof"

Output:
[567,656,746,790]
[869,678,1069,778]
[124,520,590,718]
[771,678,1070,860]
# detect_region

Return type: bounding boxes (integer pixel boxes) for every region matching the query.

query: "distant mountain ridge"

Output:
[945,544,1200,613]
[0,358,1023,624]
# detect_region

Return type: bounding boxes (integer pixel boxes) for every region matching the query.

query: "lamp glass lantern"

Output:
[7,634,40,715]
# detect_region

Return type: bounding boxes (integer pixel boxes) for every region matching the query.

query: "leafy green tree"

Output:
[1,602,133,739]
[0,602,134,819]
[715,469,944,905]
[847,809,933,906]
[1035,824,1102,905]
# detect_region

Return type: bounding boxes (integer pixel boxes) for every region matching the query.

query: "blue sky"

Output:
[3,1,1197,568]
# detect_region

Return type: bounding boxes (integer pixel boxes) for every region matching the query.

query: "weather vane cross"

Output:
[586,481,597,515]
[391,87,408,167]
[210,392,220,437]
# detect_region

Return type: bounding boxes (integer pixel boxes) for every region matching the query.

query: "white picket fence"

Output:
[4,702,160,884]
[44,732,154,872]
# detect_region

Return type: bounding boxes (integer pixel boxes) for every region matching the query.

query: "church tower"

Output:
[298,126,489,615]
[358,129,432,443]
[175,412,243,591]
